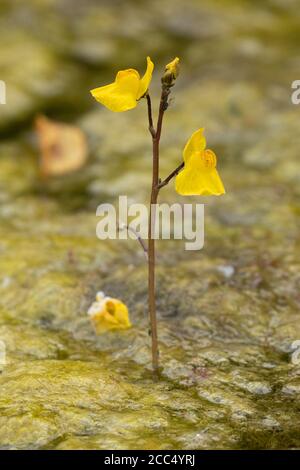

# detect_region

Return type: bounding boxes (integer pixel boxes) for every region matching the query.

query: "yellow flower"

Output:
[90,57,154,112]
[88,291,131,334]
[175,128,225,196]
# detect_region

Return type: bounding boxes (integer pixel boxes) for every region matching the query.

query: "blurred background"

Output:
[0,0,300,450]
[1,0,300,203]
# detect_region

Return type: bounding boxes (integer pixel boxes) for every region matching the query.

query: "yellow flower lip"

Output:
[90,57,154,112]
[88,291,132,334]
[199,149,217,169]
[175,128,225,196]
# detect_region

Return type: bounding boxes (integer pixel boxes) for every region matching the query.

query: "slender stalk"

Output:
[148,164,159,373]
[117,223,148,258]
[146,89,170,373]
[158,162,184,189]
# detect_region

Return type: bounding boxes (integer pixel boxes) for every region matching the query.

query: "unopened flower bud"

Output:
[162,57,180,87]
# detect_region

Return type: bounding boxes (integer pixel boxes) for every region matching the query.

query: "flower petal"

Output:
[137,56,154,99]
[175,150,225,196]
[90,69,140,112]
[88,295,132,333]
[107,299,132,329]
[175,166,225,196]
[183,128,206,162]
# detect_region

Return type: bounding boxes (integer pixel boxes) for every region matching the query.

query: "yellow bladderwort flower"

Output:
[88,292,131,334]
[90,57,154,112]
[175,128,225,196]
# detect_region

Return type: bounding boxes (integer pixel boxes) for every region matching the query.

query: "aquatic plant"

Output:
[90,57,225,373]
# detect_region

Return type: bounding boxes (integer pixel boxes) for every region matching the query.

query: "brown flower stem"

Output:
[146,87,170,374]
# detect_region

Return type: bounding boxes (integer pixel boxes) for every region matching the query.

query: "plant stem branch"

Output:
[157,162,184,189]
[117,223,148,259]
